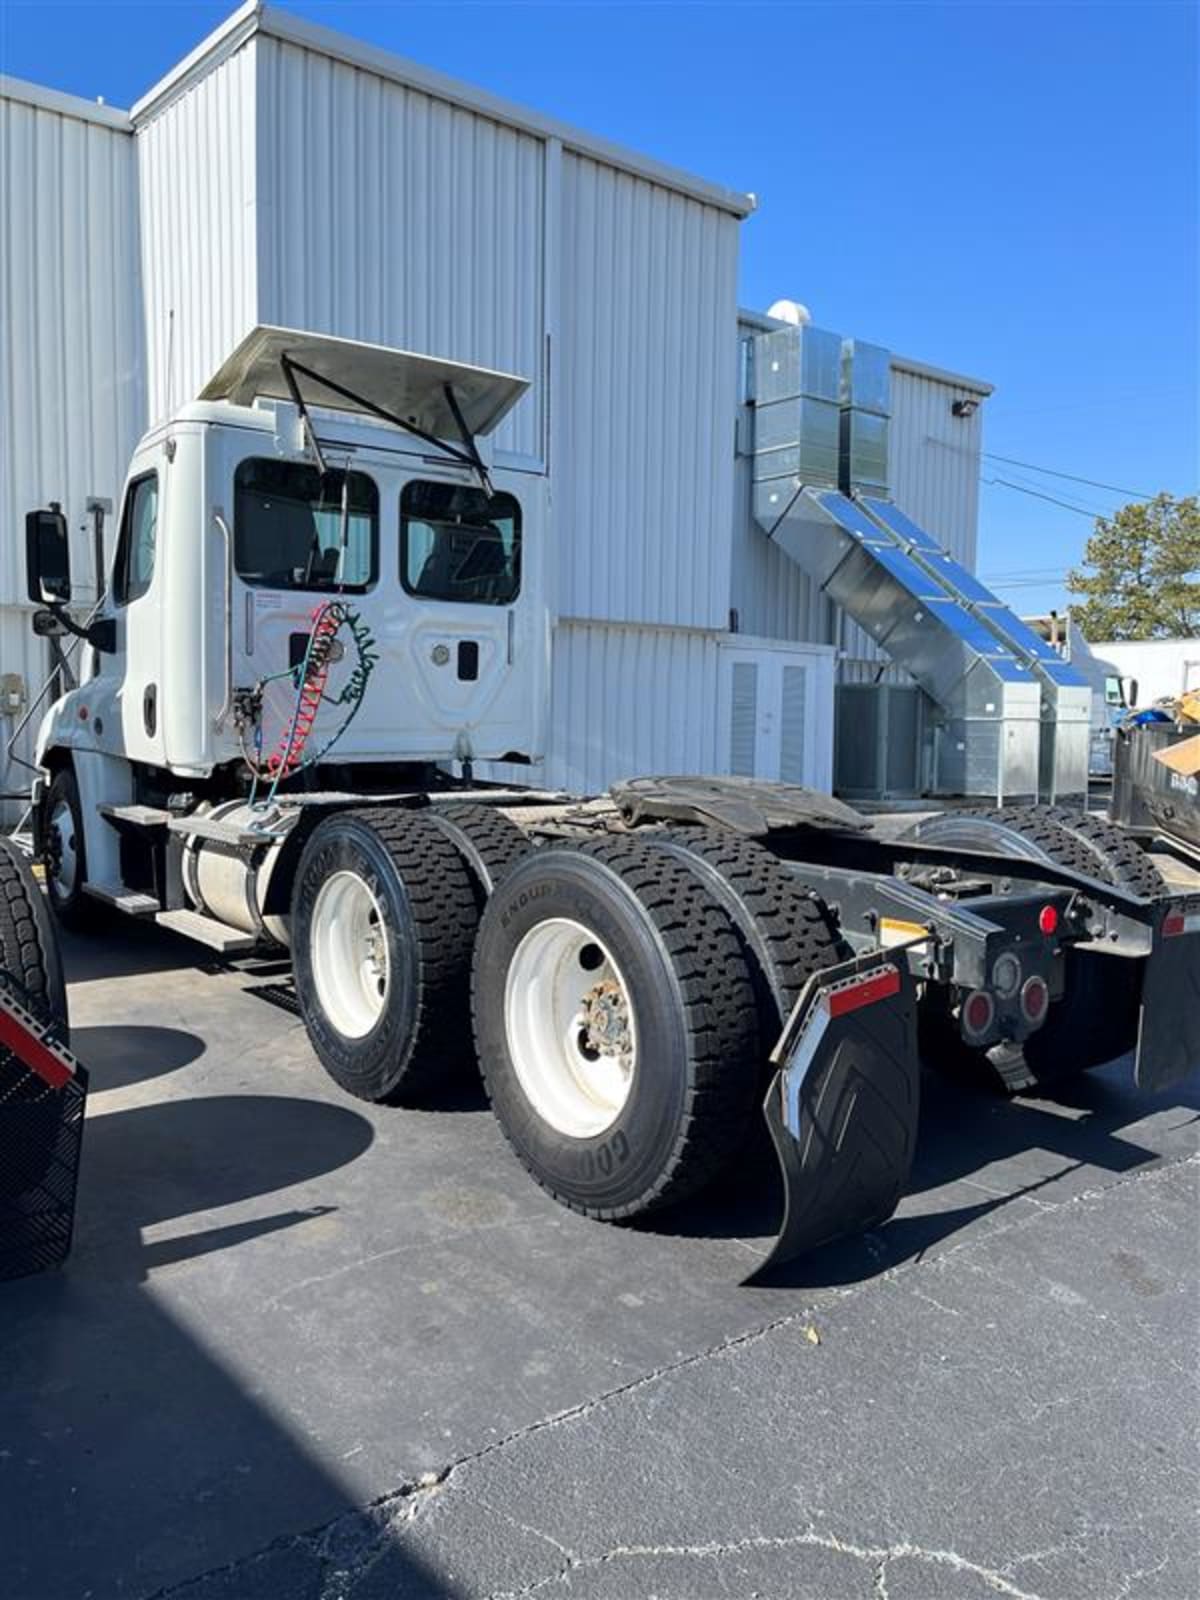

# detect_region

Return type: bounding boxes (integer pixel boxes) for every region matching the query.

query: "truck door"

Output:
[396,476,535,760]
[109,469,164,762]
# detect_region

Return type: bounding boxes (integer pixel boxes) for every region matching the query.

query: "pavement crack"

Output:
[486,1527,1049,1600]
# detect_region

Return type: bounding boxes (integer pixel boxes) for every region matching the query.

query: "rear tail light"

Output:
[961,989,995,1043]
[1020,975,1049,1026]
[1162,907,1200,938]
[1038,904,1059,936]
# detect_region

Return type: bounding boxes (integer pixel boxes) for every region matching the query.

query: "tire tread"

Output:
[0,841,67,1032]
[474,833,761,1220]
[342,807,478,1098]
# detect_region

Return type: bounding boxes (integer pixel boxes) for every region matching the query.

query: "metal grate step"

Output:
[155,908,258,953]
[82,882,159,916]
[99,804,172,828]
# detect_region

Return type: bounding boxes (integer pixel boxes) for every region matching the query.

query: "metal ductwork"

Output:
[855,498,1091,802]
[749,322,1087,803]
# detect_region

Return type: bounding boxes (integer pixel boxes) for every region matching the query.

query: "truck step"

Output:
[83,882,160,916]
[155,908,258,953]
[99,803,173,828]
[165,814,281,847]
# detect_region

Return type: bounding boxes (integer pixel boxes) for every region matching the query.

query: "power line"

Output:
[981,568,1071,581]
[983,477,1100,518]
[983,451,1155,501]
[930,435,1156,502]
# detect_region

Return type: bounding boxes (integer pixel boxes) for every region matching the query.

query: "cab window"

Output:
[114,473,159,605]
[400,480,520,605]
[234,459,378,592]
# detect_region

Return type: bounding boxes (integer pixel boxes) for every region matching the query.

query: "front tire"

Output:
[472,836,760,1220]
[42,768,93,932]
[291,808,478,1103]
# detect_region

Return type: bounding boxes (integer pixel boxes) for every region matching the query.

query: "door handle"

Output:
[212,508,233,730]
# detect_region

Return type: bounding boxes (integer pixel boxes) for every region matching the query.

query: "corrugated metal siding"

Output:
[889,365,983,567]
[484,620,722,795]
[254,37,545,467]
[557,153,740,627]
[729,446,830,644]
[0,610,52,812]
[1,88,145,606]
[136,42,258,422]
[0,85,146,817]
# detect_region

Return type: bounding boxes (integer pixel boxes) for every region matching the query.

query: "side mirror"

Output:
[1121,676,1138,708]
[25,506,72,605]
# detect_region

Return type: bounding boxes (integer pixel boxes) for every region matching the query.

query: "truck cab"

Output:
[26,328,548,910]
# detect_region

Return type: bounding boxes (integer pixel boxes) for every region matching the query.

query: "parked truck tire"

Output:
[42,767,94,932]
[423,803,532,901]
[1046,806,1167,900]
[637,826,849,1048]
[0,840,70,1202]
[911,805,1141,1088]
[291,808,479,1103]
[471,835,761,1220]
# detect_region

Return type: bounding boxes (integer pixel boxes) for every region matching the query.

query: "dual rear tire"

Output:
[293,813,841,1221]
[291,805,528,1104]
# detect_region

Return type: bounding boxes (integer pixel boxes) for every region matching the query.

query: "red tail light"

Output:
[1038,904,1059,936]
[961,989,995,1042]
[1020,975,1049,1026]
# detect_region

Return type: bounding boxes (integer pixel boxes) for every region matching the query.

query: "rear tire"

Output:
[423,804,532,900]
[1046,806,1167,898]
[636,826,849,1046]
[472,835,760,1220]
[291,808,478,1103]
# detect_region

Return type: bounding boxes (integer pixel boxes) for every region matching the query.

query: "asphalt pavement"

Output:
[1,915,1197,1600]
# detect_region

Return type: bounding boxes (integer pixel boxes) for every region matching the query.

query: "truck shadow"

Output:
[69,1022,206,1090]
[0,1092,450,1600]
[654,1059,1200,1288]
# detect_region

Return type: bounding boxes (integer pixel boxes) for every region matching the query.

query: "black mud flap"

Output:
[750,952,920,1280]
[1135,898,1200,1094]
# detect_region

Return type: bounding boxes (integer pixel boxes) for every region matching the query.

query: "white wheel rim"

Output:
[504,917,637,1139]
[48,798,77,901]
[310,870,390,1039]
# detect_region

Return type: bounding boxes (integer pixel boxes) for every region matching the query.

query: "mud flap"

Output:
[1135,899,1200,1094]
[752,952,919,1278]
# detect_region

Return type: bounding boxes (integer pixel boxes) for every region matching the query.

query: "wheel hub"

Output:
[309,870,390,1040]
[46,800,77,899]
[503,918,638,1139]
[580,978,632,1060]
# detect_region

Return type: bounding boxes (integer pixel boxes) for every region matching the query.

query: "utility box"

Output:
[718,637,836,792]
[835,682,926,800]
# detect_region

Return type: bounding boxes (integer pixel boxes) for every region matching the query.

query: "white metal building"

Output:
[0,1,992,810]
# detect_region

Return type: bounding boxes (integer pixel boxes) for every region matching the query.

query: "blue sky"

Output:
[2,1,1196,615]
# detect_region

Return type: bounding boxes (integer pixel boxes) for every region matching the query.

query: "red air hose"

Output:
[264,602,344,781]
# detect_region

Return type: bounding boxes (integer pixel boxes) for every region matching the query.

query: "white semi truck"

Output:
[18,328,1200,1272]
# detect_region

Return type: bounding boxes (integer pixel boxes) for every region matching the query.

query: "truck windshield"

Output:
[234,459,378,592]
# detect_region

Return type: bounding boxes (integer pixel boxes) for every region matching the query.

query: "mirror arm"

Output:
[43,602,116,654]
